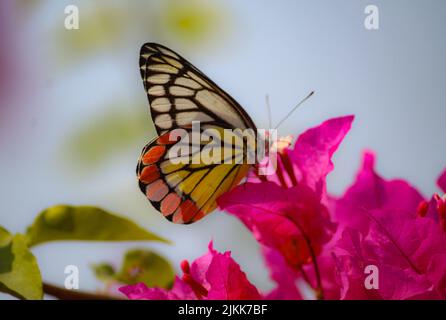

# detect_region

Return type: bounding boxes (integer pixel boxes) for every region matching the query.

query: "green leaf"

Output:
[92,263,116,281]
[0,226,12,246]
[26,205,169,247]
[0,229,43,300]
[114,249,175,288]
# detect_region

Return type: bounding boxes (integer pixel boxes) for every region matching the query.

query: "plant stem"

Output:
[222,202,326,299]
[42,282,123,300]
[307,245,324,300]
[289,217,325,300]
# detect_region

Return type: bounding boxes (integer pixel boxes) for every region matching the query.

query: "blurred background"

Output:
[0,0,445,297]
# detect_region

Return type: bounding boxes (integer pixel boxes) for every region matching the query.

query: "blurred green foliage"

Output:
[54,4,128,61]
[1,0,231,300]
[0,205,172,299]
[53,0,227,63]
[62,103,154,170]
[0,227,43,300]
[160,0,224,47]
[56,0,229,174]
[93,248,175,289]
[92,263,116,281]
[26,205,169,247]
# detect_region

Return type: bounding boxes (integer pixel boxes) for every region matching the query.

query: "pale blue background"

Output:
[0,0,445,297]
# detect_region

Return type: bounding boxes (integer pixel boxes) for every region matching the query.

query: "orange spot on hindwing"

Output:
[146,179,169,201]
[173,200,204,224]
[161,193,182,216]
[139,165,160,184]
[142,146,165,165]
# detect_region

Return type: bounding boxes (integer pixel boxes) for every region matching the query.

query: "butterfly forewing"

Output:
[139,43,256,133]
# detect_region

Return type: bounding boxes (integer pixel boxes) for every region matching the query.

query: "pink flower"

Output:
[250,116,354,197]
[416,167,446,232]
[119,242,261,300]
[334,219,446,299]
[418,194,446,233]
[124,114,446,300]
[333,151,424,235]
[330,152,446,299]
[219,182,335,272]
[287,115,355,197]
[219,116,354,299]
[262,246,303,300]
[334,228,433,300]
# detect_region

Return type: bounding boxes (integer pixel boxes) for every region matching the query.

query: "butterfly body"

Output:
[137,43,258,224]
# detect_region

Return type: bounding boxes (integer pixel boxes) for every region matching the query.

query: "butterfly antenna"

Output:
[265,94,272,130]
[274,91,314,129]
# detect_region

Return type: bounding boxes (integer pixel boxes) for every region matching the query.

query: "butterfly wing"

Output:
[137,130,253,224]
[137,43,257,224]
[139,43,256,133]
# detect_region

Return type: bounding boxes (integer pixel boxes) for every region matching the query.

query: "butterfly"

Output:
[136,43,262,224]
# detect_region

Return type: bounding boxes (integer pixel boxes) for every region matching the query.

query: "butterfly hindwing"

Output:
[137,130,252,224]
